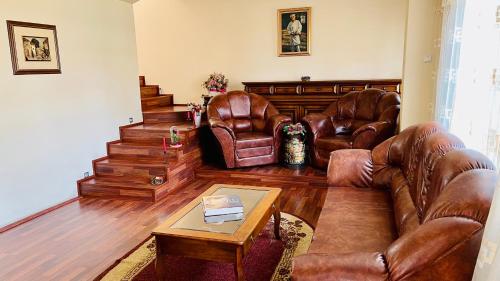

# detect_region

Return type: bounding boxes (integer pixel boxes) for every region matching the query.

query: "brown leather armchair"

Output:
[302,89,400,169]
[207,91,291,168]
[292,122,498,281]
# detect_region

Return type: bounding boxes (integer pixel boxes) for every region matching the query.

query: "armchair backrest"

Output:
[323,89,400,134]
[207,91,279,133]
[371,122,497,280]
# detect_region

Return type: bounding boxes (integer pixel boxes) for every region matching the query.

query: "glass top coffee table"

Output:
[152,184,282,281]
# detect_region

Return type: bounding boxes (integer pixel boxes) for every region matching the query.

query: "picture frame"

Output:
[277,7,311,57]
[6,20,62,75]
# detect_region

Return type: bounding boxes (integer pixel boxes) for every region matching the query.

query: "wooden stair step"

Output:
[79,177,159,202]
[108,141,182,160]
[141,95,174,111]
[94,157,169,180]
[121,121,201,144]
[139,75,145,87]
[142,106,190,123]
[140,85,160,98]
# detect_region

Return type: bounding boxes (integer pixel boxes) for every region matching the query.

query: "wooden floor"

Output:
[0,166,328,281]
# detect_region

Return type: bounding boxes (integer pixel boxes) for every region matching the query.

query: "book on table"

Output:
[204,212,244,224]
[202,194,244,217]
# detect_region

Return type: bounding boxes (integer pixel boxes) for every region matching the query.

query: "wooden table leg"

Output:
[235,246,245,281]
[273,199,281,240]
[155,237,168,281]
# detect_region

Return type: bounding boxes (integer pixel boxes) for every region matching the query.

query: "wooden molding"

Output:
[0,197,79,233]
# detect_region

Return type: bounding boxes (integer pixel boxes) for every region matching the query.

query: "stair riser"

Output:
[143,111,189,123]
[95,164,167,181]
[79,184,154,202]
[141,96,173,111]
[108,144,180,160]
[120,129,197,144]
[140,86,159,98]
[155,165,197,200]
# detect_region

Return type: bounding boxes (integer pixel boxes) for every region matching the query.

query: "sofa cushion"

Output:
[316,136,352,151]
[235,132,273,149]
[236,146,273,159]
[308,187,397,255]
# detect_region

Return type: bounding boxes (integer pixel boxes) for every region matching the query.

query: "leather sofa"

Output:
[293,122,497,281]
[302,89,400,169]
[207,91,291,168]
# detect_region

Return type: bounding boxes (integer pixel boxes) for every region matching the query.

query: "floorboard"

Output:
[0,168,328,281]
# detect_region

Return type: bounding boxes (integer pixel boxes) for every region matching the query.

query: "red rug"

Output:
[134,230,284,281]
[99,213,313,281]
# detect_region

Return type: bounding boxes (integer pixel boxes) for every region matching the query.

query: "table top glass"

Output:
[170,187,269,234]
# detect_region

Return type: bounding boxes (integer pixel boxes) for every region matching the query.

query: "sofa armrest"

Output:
[301,113,334,140]
[209,119,236,139]
[352,121,394,149]
[292,252,388,281]
[327,149,373,188]
[265,114,292,138]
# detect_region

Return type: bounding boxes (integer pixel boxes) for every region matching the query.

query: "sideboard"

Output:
[242,79,401,122]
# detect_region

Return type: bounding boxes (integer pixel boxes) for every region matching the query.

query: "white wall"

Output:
[400,0,442,128]
[0,0,142,227]
[133,0,408,104]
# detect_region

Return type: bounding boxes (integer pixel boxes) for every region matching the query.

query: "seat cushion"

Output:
[308,187,397,255]
[316,135,353,151]
[235,132,274,149]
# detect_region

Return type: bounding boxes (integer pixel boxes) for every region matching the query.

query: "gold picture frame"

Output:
[6,20,62,75]
[277,7,311,57]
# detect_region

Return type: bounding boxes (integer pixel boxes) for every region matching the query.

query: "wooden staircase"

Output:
[77,76,203,202]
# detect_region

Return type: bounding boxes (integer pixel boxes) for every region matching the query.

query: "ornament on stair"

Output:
[188,103,204,128]
[169,127,182,148]
[150,176,165,186]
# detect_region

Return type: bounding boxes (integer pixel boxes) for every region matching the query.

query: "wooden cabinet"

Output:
[242,79,401,123]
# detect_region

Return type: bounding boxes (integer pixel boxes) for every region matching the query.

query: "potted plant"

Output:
[282,123,307,168]
[202,73,228,96]
[187,102,204,128]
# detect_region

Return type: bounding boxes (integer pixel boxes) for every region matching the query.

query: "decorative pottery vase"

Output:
[194,112,202,128]
[283,134,306,169]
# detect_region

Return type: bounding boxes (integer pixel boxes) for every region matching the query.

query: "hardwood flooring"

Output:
[0,173,327,281]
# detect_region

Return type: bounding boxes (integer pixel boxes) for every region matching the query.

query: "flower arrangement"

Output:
[187,102,204,114]
[202,73,228,93]
[283,123,306,136]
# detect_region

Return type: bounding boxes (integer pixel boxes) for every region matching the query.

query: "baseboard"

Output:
[0,197,80,234]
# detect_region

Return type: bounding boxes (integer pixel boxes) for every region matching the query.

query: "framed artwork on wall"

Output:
[277,7,311,57]
[6,20,61,75]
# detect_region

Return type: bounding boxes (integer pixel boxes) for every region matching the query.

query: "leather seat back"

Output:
[208,91,279,133]
[325,89,400,134]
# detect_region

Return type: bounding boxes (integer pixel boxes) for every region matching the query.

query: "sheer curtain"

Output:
[435,0,466,130]
[436,0,500,166]
[436,1,500,280]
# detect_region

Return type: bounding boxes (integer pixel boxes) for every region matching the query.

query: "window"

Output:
[436,0,500,168]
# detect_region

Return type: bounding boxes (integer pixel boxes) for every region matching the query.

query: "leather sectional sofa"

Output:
[207,91,291,168]
[293,122,497,280]
[302,89,400,169]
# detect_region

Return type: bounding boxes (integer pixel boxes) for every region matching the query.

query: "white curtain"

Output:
[474,179,500,281]
[435,0,466,130]
[435,1,500,280]
[436,0,500,167]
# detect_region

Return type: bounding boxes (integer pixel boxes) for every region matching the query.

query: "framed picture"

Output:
[6,20,61,75]
[277,7,311,57]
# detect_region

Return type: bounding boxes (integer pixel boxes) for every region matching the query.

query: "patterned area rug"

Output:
[99,213,312,281]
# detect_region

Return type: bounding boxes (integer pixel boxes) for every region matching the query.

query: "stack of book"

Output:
[202,194,244,223]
